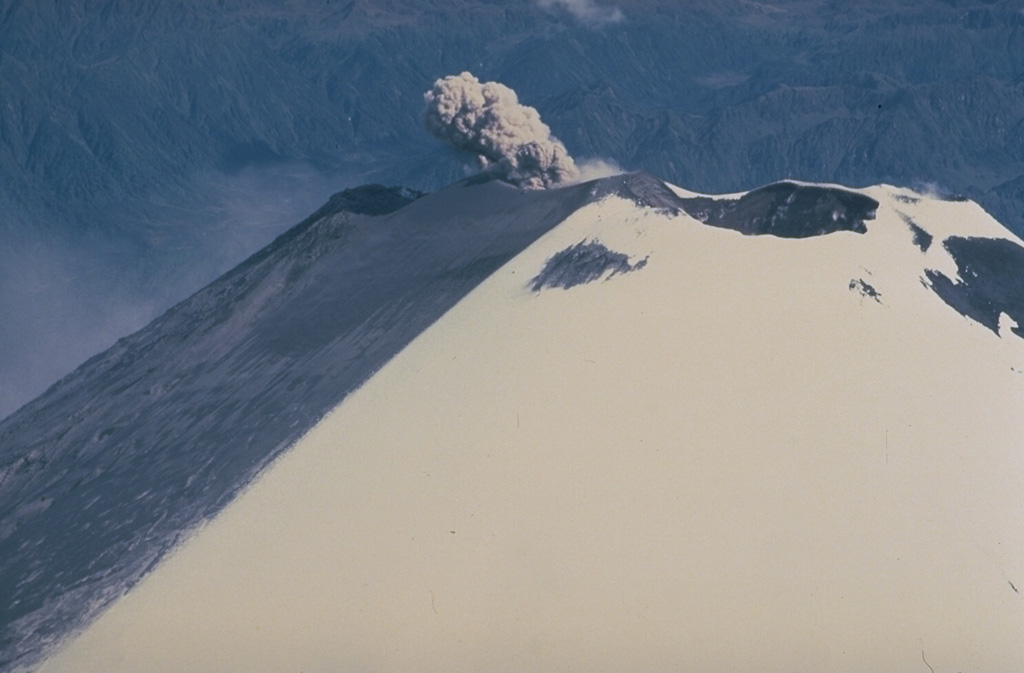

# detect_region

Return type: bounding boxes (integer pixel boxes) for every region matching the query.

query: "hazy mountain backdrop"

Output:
[2,0,1022,417]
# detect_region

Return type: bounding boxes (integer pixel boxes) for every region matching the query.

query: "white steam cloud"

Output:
[423,72,580,189]
[537,0,624,25]
[576,157,624,182]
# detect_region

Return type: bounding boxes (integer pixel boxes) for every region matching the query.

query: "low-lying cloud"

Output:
[576,157,624,182]
[537,0,624,26]
[423,72,580,189]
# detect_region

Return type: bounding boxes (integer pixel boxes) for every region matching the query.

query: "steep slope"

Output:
[0,178,594,672]
[32,174,1024,673]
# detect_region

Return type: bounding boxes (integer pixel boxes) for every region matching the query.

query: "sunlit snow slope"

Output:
[36,174,1024,673]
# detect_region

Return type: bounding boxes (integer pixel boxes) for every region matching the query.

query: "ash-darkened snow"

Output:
[899,213,934,252]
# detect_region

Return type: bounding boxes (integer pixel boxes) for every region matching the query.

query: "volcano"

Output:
[2,172,1023,673]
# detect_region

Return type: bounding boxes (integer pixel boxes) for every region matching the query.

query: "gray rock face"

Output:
[593,172,880,238]
[925,236,1024,339]
[678,182,879,238]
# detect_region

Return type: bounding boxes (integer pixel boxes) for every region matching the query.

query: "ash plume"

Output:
[423,72,580,189]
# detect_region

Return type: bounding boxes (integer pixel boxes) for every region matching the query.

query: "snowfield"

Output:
[34,175,1024,673]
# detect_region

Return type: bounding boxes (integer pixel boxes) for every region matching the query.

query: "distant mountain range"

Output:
[1,0,1022,417]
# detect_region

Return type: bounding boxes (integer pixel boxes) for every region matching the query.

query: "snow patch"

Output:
[999,312,1020,339]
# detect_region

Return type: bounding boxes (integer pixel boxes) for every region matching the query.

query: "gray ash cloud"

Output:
[423,72,580,189]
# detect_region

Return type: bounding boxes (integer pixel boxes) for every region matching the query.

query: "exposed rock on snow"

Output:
[677,180,879,238]
[926,235,1024,338]
[530,240,646,291]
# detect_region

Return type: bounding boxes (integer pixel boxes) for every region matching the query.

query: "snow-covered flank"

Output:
[39,180,1024,673]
